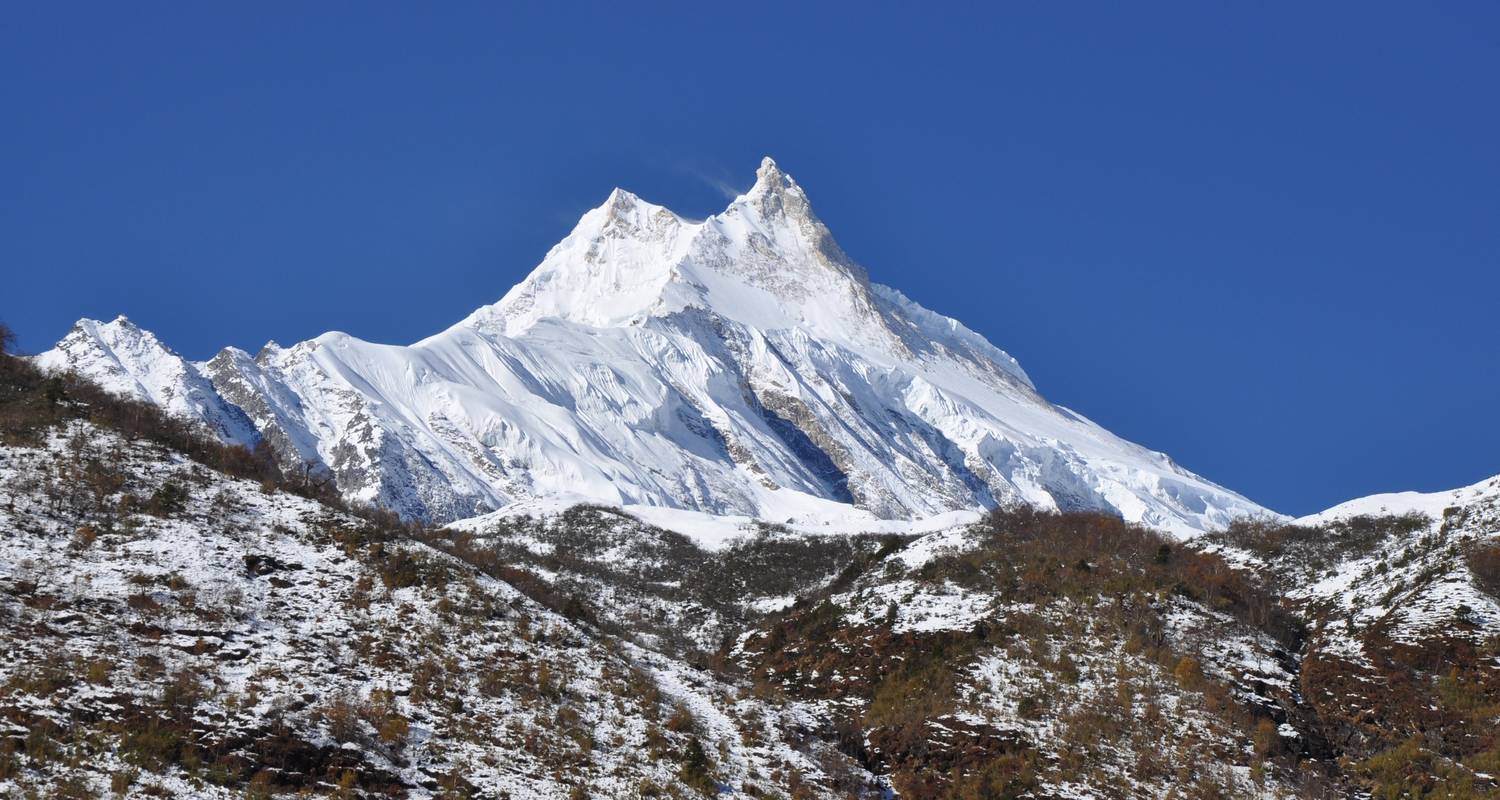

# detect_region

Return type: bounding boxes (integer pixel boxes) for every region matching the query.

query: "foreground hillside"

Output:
[1202,481,1500,797]
[3,343,1499,798]
[0,351,878,798]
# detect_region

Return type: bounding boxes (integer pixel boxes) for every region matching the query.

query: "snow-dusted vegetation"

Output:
[0,352,880,798]
[732,508,1331,798]
[1200,487,1500,797]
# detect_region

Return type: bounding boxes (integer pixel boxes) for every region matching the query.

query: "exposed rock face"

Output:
[36,158,1267,533]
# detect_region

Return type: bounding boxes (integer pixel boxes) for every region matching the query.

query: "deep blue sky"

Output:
[4,3,1497,516]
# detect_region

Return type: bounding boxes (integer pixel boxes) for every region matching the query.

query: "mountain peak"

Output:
[590,186,680,236]
[737,155,824,234]
[472,157,875,340]
[744,155,807,206]
[38,156,1272,535]
[753,155,788,186]
[74,315,151,346]
[602,186,639,212]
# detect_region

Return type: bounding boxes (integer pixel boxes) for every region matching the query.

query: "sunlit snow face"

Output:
[34,159,1269,534]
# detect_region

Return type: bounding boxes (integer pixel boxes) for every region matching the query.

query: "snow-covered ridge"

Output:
[1295,473,1500,527]
[37,157,1269,535]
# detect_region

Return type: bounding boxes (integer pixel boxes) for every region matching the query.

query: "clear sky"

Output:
[3,2,1497,516]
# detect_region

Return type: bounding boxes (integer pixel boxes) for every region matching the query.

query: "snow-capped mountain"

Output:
[37,158,1268,534]
[6,336,1496,798]
[35,317,259,446]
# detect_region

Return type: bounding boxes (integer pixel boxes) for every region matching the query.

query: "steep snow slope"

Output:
[38,158,1268,534]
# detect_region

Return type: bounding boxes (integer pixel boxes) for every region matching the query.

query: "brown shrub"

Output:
[1252,718,1280,758]
[665,704,696,733]
[1468,542,1500,599]
[318,696,368,744]
[378,715,409,747]
[1173,656,1204,690]
[71,525,98,550]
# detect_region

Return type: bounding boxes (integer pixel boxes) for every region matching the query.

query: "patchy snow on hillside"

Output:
[1205,474,1500,675]
[0,422,879,798]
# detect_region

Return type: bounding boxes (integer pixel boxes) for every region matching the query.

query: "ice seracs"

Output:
[37,157,1270,535]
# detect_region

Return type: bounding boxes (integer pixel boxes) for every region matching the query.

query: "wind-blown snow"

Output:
[37,157,1268,535]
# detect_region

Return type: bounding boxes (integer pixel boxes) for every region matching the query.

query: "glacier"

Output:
[36,157,1270,536]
